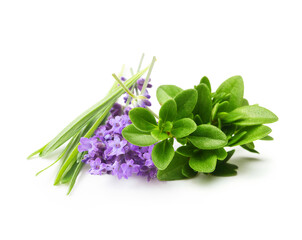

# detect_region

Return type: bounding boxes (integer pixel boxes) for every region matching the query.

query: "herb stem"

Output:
[112,74,136,99]
[141,56,156,95]
[137,53,145,73]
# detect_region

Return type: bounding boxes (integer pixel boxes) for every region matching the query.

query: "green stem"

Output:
[112,74,136,99]
[137,53,145,73]
[141,56,156,95]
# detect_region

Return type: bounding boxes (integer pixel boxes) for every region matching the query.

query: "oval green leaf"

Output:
[200,76,211,92]
[159,99,177,122]
[157,153,189,181]
[189,150,217,173]
[214,75,244,112]
[221,105,278,126]
[232,125,272,146]
[122,124,158,147]
[171,118,197,138]
[188,125,228,150]
[129,107,158,132]
[193,83,212,124]
[156,85,183,105]
[152,139,175,170]
[174,89,198,119]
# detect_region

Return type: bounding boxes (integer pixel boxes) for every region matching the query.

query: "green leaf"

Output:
[242,98,249,106]
[162,121,173,132]
[223,150,236,163]
[152,139,175,170]
[241,142,259,154]
[171,118,197,138]
[194,114,203,125]
[159,99,177,122]
[54,104,113,185]
[214,75,244,112]
[122,124,157,147]
[151,129,169,141]
[193,83,212,123]
[188,125,228,150]
[228,131,247,146]
[176,138,187,145]
[189,150,217,173]
[129,107,157,132]
[230,125,272,146]
[212,162,238,177]
[34,67,149,158]
[221,105,278,126]
[182,163,198,178]
[61,161,78,184]
[261,135,274,141]
[211,149,237,176]
[157,153,189,181]
[211,103,219,120]
[156,85,183,105]
[217,101,229,114]
[215,148,227,160]
[176,146,195,157]
[67,161,84,195]
[200,76,211,92]
[174,89,198,119]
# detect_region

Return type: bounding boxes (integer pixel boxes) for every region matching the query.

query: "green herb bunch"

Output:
[122,75,278,180]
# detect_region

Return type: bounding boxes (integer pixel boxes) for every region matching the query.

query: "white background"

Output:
[1,0,301,239]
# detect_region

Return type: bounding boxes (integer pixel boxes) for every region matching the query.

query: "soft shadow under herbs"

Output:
[191,156,264,185]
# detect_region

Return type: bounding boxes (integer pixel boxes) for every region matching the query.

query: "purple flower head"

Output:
[109,116,124,134]
[110,103,123,117]
[89,158,107,175]
[105,135,127,157]
[120,160,140,179]
[81,101,157,181]
[137,78,152,91]
[78,137,99,157]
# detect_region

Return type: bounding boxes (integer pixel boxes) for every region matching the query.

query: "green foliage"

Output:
[171,118,197,138]
[152,139,175,170]
[157,153,191,180]
[214,75,244,112]
[193,83,212,123]
[129,107,158,132]
[220,105,278,126]
[159,99,177,122]
[156,85,183,105]
[229,125,272,146]
[174,89,198,119]
[189,150,217,173]
[122,74,278,180]
[188,125,228,150]
[200,76,211,92]
[122,125,158,146]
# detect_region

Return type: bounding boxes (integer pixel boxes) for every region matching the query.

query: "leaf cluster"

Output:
[122,75,278,180]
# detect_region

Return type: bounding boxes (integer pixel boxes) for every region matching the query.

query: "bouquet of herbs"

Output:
[28,55,278,194]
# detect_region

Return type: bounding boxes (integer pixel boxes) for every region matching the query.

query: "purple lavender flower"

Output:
[120,160,140,179]
[79,88,157,181]
[110,103,123,117]
[105,135,127,157]
[137,78,152,91]
[78,137,99,157]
